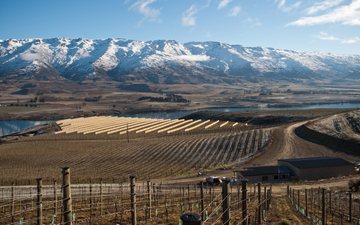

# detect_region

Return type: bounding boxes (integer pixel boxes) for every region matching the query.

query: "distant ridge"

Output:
[1,38,360,83]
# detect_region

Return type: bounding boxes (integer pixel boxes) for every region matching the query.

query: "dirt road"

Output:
[163,120,359,184]
[246,121,358,167]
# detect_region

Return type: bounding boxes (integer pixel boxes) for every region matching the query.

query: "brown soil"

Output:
[265,195,311,225]
[163,120,359,184]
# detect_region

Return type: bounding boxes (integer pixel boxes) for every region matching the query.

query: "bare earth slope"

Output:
[308,110,360,142]
[295,110,360,156]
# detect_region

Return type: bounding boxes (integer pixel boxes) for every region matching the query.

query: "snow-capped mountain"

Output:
[0,38,359,83]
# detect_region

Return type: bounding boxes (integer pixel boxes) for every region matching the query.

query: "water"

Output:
[118,111,192,120]
[0,120,49,137]
[1,102,359,136]
[207,102,360,113]
[118,102,360,119]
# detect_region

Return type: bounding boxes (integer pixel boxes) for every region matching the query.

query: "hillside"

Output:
[307,110,360,142]
[295,110,360,155]
[1,38,360,84]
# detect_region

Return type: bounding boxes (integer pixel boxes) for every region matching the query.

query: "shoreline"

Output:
[1,100,359,121]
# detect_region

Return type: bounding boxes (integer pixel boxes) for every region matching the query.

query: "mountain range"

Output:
[0,38,359,84]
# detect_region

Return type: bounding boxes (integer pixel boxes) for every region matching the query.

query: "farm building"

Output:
[235,157,355,182]
[278,157,355,180]
[235,166,291,183]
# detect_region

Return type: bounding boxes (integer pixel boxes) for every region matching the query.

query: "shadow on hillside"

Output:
[295,125,360,157]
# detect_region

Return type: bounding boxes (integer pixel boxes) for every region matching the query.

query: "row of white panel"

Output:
[56,116,239,135]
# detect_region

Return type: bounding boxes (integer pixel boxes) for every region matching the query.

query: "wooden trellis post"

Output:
[53,179,57,222]
[200,182,205,221]
[130,175,137,225]
[241,180,248,225]
[11,183,15,225]
[36,178,43,225]
[257,183,261,224]
[62,167,72,225]
[222,179,230,225]
[147,179,152,219]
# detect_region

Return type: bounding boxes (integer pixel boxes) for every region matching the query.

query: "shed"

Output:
[235,166,291,183]
[278,157,355,180]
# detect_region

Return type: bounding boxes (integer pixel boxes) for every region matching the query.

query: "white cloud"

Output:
[289,0,360,26]
[316,32,339,40]
[315,31,360,44]
[130,0,160,20]
[275,0,302,12]
[245,17,262,27]
[229,6,241,16]
[305,0,344,15]
[218,0,232,10]
[341,37,360,44]
[182,5,198,27]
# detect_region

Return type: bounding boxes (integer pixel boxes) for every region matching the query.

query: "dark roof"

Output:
[238,166,290,177]
[278,157,353,169]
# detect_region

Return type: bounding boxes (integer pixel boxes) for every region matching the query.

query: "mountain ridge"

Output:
[1,38,359,84]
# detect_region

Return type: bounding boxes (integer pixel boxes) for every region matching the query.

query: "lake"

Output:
[0,120,49,137]
[1,102,359,136]
[119,102,360,119]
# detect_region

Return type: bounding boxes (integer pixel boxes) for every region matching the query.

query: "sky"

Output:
[0,0,359,54]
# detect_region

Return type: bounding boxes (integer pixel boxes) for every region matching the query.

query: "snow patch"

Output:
[176,55,211,62]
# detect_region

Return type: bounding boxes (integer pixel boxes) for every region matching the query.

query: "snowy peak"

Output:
[0,38,359,83]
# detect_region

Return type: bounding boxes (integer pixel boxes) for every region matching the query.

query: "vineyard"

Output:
[288,185,360,225]
[0,116,272,184]
[0,169,274,225]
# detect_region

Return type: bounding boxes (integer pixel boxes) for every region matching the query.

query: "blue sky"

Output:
[0,0,359,54]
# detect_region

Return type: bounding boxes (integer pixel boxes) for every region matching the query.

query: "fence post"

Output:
[53,179,57,221]
[62,167,72,225]
[305,189,308,217]
[266,189,271,211]
[321,188,325,225]
[237,183,240,209]
[200,182,205,221]
[328,191,331,216]
[130,175,137,225]
[100,179,103,216]
[263,187,267,218]
[222,179,230,225]
[147,179,152,219]
[257,183,261,225]
[188,184,191,211]
[36,178,43,225]
[210,186,213,207]
[241,180,248,225]
[11,183,15,225]
[297,189,300,211]
[348,192,352,222]
[287,184,289,197]
[89,179,93,220]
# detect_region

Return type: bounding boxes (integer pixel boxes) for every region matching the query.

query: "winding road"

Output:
[164,120,359,184]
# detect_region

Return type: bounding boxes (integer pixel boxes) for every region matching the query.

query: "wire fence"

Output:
[0,169,273,225]
[287,185,360,225]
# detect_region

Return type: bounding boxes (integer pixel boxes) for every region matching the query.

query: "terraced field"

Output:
[0,116,272,184]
